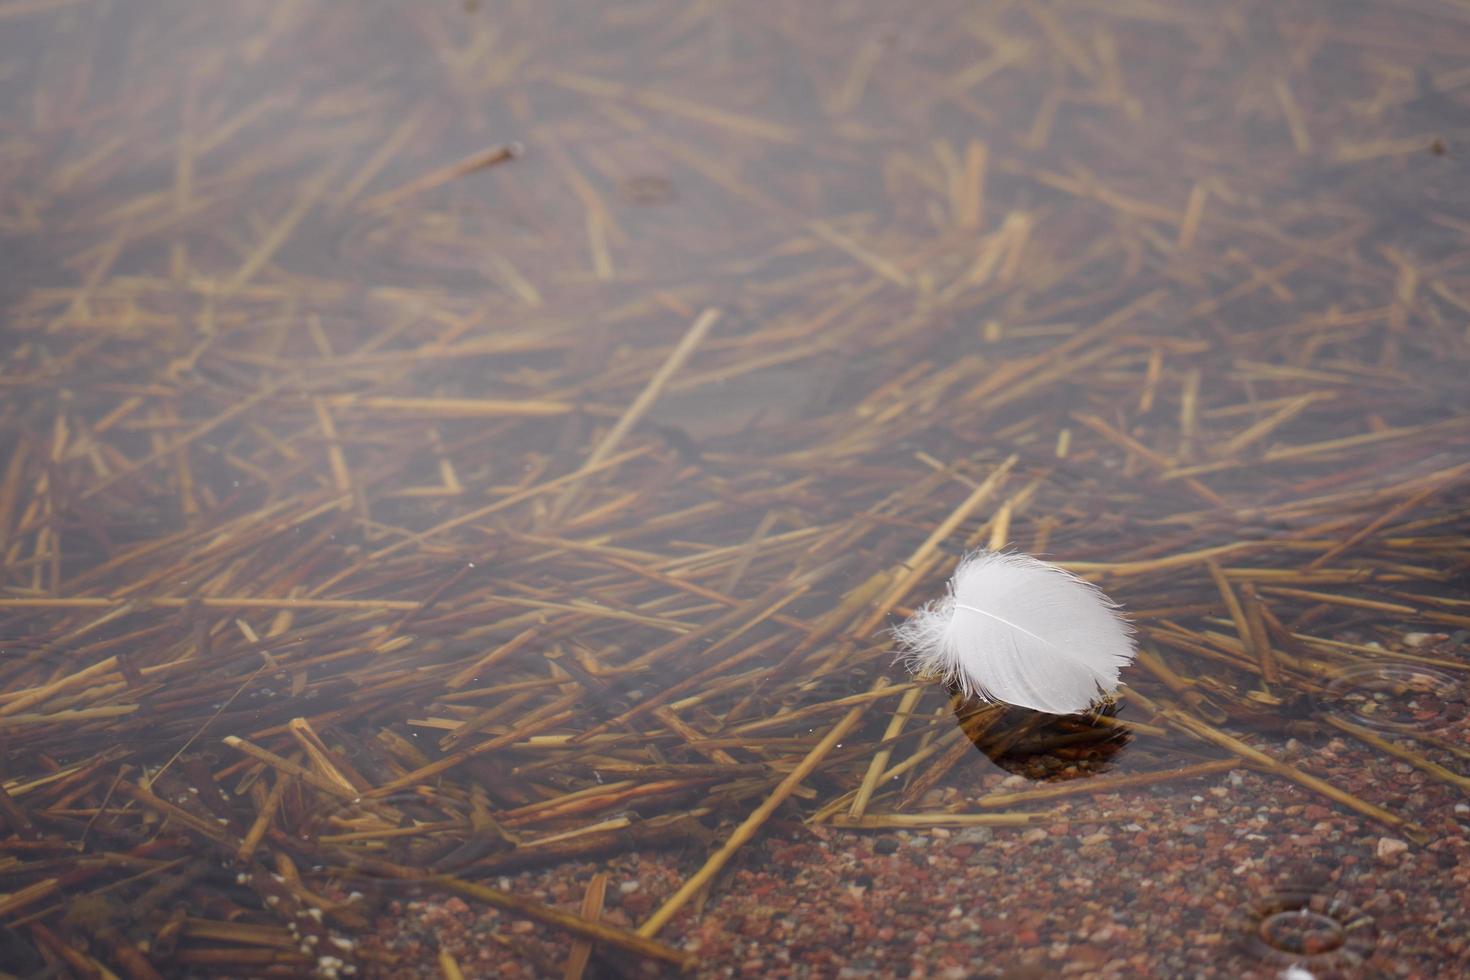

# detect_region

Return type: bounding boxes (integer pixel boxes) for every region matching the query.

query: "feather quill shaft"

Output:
[894,551,1136,714]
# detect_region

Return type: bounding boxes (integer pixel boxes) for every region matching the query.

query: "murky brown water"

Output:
[2,1,1469,977]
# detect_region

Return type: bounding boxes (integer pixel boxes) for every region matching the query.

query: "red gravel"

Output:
[358,739,1470,979]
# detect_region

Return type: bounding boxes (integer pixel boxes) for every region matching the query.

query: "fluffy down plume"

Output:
[894,550,1136,715]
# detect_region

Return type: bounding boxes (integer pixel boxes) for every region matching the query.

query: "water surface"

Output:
[1,1,1469,977]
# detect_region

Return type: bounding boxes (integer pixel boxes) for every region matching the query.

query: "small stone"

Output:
[618,880,641,894]
[956,826,994,845]
[1068,944,1108,967]
[873,836,900,855]
[1021,828,1048,844]
[1377,837,1409,860]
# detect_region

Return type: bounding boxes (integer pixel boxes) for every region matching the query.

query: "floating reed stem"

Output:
[638,685,879,938]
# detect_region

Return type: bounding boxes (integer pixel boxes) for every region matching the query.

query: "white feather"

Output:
[894,550,1136,715]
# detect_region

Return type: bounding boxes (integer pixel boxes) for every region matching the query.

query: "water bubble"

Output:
[1260,907,1343,957]
[1314,664,1465,734]
[1235,891,1376,971]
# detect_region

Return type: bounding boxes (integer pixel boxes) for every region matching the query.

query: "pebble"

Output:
[361,706,1467,979]
[1377,837,1410,860]
[955,826,994,844]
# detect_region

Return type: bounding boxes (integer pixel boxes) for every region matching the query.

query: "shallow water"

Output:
[1,1,1469,977]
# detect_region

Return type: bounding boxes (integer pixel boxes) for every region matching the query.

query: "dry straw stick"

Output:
[832,811,1058,829]
[854,453,1018,639]
[237,773,293,864]
[977,758,1241,807]
[437,876,695,970]
[848,685,922,819]
[1161,707,1428,843]
[563,872,610,980]
[638,680,884,938]
[808,724,967,824]
[438,950,466,980]
[548,307,720,521]
[1321,717,1470,794]
[363,141,522,211]
[221,736,359,801]
[0,596,420,611]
